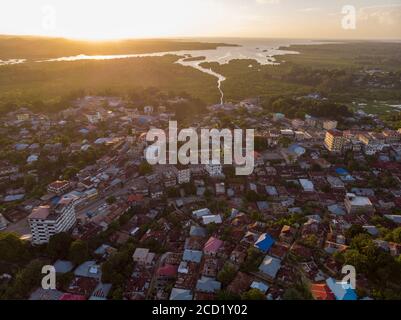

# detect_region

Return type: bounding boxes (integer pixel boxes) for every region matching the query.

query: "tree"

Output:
[345,225,367,242]
[139,161,153,175]
[282,285,312,300]
[241,288,266,300]
[240,247,263,273]
[278,136,292,148]
[216,290,241,300]
[217,264,237,286]
[2,259,43,299]
[102,250,134,286]
[47,232,73,260]
[68,240,89,265]
[106,196,117,205]
[0,232,32,264]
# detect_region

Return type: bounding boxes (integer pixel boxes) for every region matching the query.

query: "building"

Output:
[358,133,385,155]
[254,233,275,253]
[177,168,191,185]
[324,130,344,153]
[344,193,375,214]
[299,179,315,192]
[291,119,305,129]
[28,199,77,245]
[47,180,71,195]
[0,213,8,230]
[202,214,222,225]
[17,113,30,121]
[192,208,211,218]
[325,278,357,300]
[144,106,154,114]
[132,248,155,266]
[272,113,285,122]
[323,120,338,130]
[258,255,281,279]
[205,164,223,177]
[85,112,103,124]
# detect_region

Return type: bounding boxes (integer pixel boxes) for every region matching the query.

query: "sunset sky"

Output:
[1,0,400,40]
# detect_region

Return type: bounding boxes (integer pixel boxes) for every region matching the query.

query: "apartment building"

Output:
[47,180,71,195]
[324,130,344,153]
[28,199,77,245]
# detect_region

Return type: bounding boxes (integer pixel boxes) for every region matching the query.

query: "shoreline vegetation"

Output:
[182,56,207,62]
[0,35,236,60]
[201,41,401,105]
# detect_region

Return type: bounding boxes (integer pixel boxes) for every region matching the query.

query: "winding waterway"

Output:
[0,39,328,104]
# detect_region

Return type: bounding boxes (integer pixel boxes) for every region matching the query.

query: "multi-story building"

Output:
[324,130,344,153]
[163,171,177,188]
[47,180,71,195]
[17,113,30,121]
[291,119,305,129]
[323,120,338,131]
[205,163,223,177]
[358,133,385,155]
[382,130,400,143]
[28,199,77,245]
[344,193,375,214]
[177,168,191,185]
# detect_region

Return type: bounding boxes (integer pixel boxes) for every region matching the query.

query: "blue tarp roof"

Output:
[254,233,275,253]
[335,168,349,175]
[326,278,357,301]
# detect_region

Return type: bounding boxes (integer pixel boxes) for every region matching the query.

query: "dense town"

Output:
[1,94,401,301]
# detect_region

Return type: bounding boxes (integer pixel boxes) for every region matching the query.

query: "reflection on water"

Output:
[0,59,26,66]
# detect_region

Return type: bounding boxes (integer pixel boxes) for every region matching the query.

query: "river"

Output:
[0,38,329,104]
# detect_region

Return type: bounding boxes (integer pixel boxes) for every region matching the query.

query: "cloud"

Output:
[359,4,401,26]
[256,0,281,4]
[299,7,321,13]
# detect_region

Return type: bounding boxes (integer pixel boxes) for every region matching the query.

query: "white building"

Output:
[177,168,191,185]
[344,193,375,214]
[205,164,223,177]
[28,199,77,245]
[202,214,222,225]
[193,208,212,218]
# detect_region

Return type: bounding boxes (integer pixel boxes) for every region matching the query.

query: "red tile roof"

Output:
[310,284,335,300]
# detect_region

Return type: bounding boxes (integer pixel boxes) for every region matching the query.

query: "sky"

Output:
[0,0,400,40]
